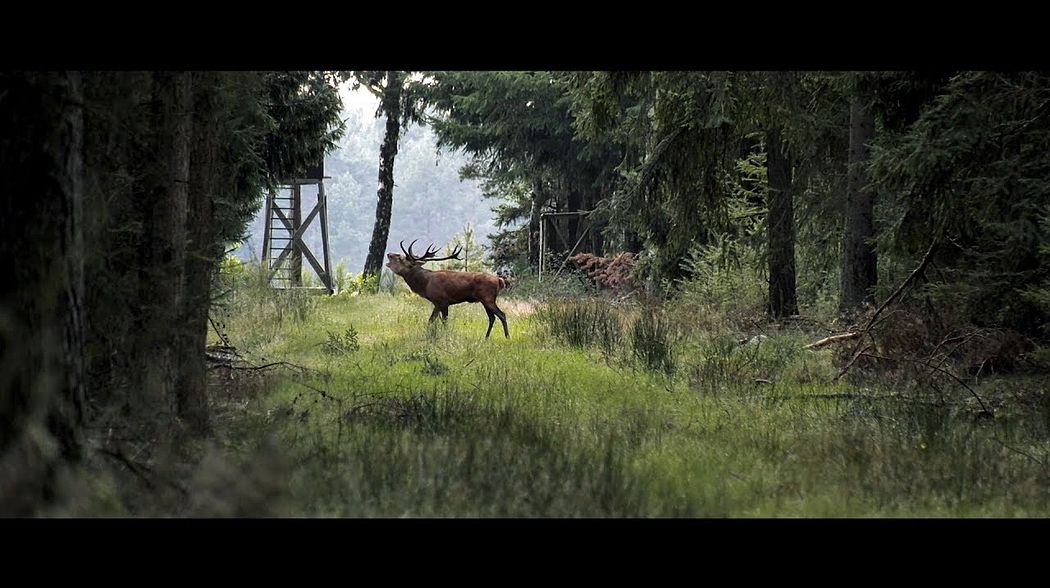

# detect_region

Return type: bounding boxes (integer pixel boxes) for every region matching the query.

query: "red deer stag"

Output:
[386,240,509,338]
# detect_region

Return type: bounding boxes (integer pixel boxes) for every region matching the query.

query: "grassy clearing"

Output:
[198,278,1050,517]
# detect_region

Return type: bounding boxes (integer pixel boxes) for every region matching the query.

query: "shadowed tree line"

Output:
[415,71,1049,339]
[0,71,343,515]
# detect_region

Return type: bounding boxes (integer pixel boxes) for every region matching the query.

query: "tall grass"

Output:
[630,307,677,373]
[280,388,651,516]
[535,299,625,353]
[535,298,679,374]
[101,276,1046,518]
[499,270,591,300]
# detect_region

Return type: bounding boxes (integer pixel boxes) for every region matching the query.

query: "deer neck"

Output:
[402,265,432,295]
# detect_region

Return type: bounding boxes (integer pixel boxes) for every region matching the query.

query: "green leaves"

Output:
[261,71,346,185]
[870,71,1050,334]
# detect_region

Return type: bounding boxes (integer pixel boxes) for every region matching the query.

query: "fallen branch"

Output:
[294,379,335,401]
[833,344,872,381]
[862,239,937,333]
[205,345,242,360]
[992,434,1047,468]
[344,401,383,419]
[859,352,991,416]
[804,239,937,376]
[209,361,310,373]
[209,316,232,347]
[762,392,942,406]
[99,448,155,490]
[803,332,860,349]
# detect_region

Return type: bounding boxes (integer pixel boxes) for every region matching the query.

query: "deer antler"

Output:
[423,244,463,263]
[401,239,463,263]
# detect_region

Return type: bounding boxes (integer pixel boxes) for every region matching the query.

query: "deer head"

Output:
[385,239,462,276]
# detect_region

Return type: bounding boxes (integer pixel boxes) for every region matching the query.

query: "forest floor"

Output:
[174,286,1050,517]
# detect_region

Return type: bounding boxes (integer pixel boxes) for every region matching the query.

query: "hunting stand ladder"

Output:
[261,161,334,294]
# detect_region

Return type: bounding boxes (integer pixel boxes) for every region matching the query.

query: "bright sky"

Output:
[339,81,381,119]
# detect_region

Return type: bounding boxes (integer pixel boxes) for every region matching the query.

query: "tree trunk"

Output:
[840,89,878,313]
[362,71,404,278]
[766,128,799,318]
[624,229,643,253]
[175,72,222,434]
[133,72,192,430]
[81,72,148,412]
[590,220,604,257]
[567,185,583,246]
[0,71,85,515]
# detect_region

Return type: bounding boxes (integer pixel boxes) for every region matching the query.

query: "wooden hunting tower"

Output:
[261,161,334,293]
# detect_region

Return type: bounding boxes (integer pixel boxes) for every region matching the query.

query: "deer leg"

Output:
[483,302,508,339]
[440,307,449,323]
[494,304,510,338]
[484,307,496,338]
[429,305,441,323]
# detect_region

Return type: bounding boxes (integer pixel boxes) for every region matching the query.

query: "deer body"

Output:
[386,241,509,338]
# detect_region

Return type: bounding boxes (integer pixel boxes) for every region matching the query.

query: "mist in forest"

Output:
[233,83,498,272]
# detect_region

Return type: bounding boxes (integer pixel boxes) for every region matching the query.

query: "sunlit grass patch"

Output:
[207,287,1050,517]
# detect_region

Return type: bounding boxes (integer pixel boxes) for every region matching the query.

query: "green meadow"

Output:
[192,272,1050,517]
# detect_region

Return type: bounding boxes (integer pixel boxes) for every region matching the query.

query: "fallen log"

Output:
[803,332,860,350]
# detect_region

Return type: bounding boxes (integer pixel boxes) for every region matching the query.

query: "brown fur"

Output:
[387,253,509,338]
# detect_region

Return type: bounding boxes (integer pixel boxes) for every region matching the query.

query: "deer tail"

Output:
[497,277,508,291]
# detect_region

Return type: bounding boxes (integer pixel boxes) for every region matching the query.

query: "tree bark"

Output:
[0,71,85,515]
[81,72,148,412]
[175,72,221,434]
[624,229,643,253]
[840,88,878,313]
[766,128,799,318]
[133,72,192,430]
[567,184,583,246]
[363,71,404,278]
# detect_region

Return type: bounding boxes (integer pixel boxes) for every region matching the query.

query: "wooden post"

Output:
[539,215,545,281]
[261,188,274,274]
[319,180,333,294]
[290,182,302,286]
